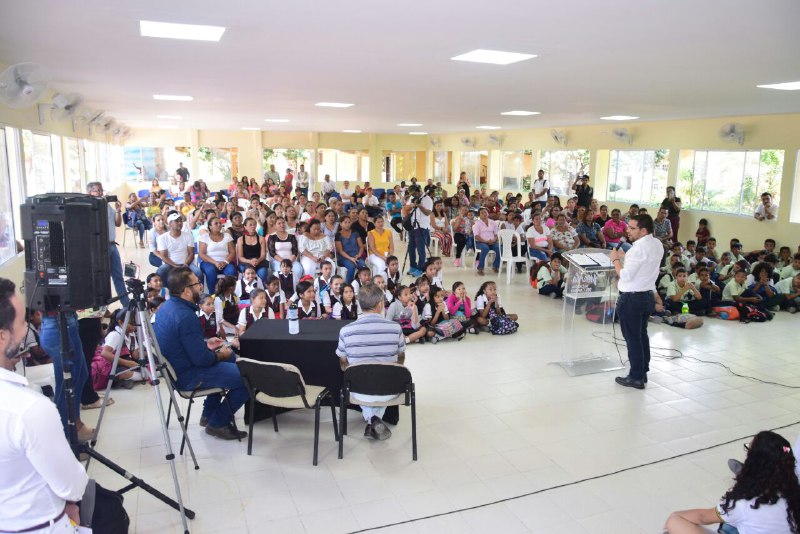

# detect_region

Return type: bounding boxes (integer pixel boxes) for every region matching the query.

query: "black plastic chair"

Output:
[236,358,338,466]
[338,363,417,461]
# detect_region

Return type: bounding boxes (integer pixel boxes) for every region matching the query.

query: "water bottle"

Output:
[681,302,689,314]
[288,302,299,335]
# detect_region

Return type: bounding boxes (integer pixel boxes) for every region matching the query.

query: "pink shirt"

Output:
[603,219,627,244]
[472,218,499,242]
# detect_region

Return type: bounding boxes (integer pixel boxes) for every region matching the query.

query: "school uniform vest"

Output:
[199,312,218,339]
[266,292,282,318]
[340,302,358,320]
[279,273,294,299]
[297,301,318,319]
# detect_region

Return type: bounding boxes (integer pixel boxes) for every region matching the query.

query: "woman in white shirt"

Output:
[148,213,168,267]
[198,216,236,292]
[525,213,553,261]
[297,219,334,275]
[664,430,800,534]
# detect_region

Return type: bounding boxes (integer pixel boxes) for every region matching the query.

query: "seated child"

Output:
[421,259,440,290]
[445,281,478,334]
[424,287,452,343]
[432,256,445,292]
[780,253,800,280]
[235,266,264,301]
[147,296,165,322]
[384,255,401,296]
[666,268,706,315]
[237,288,267,334]
[332,283,358,320]
[17,308,52,367]
[705,237,719,263]
[414,276,431,319]
[386,285,427,343]
[198,294,220,340]
[213,275,239,337]
[352,266,372,296]
[98,310,142,389]
[323,275,344,315]
[278,259,295,301]
[264,275,286,319]
[313,261,334,306]
[721,269,760,306]
[748,263,783,311]
[147,273,167,299]
[776,246,792,270]
[715,252,734,286]
[537,255,566,299]
[474,281,519,330]
[659,261,682,297]
[689,246,715,273]
[372,274,394,307]
[776,273,800,313]
[295,280,322,319]
[695,266,721,313]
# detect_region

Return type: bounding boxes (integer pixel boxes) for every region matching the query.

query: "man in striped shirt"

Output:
[336,283,406,440]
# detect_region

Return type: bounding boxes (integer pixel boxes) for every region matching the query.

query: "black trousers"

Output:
[78,317,103,404]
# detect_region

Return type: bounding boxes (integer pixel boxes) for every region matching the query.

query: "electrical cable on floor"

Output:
[349,419,800,533]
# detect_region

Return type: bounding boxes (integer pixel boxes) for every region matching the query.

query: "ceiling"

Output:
[1,0,799,134]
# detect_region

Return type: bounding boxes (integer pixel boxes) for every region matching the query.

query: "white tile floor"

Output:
[81,240,800,533]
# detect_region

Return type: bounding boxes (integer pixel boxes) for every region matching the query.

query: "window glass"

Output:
[607,150,669,205]
[539,150,590,196]
[0,129,16,265]
[459,151,488,189]
[262,149,314,189]
[64,138,83,192]
[21,130,56,195]
[501,150,532,191]
[432,151,450,184]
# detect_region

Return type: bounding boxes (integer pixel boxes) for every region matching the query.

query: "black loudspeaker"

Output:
[22,193,112,311]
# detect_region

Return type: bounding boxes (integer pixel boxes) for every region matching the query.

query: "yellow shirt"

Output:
[180,204,193,216]
[369,228,391,257]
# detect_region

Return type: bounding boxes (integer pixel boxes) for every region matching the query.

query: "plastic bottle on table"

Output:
[288,302,299,335]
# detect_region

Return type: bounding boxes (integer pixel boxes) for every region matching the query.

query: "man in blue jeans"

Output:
[404,185,433,277]
[610,214,663,389]
[153,267,248,440]
[87,182,130,307]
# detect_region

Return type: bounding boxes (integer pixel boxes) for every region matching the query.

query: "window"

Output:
[382,151,416,182]
[123,146,174,185]
[317,149,368,182]
[539,149,590,196]
[460,151,488,189]
[0,129,16,265]
[64,138,83,192]
[21,130,58,195]
[263,149,314,188]
[432,151,451,184]
[607,150,669,205]
[677,150,784,215]
[198,147,238,182]
[501,150,532,191]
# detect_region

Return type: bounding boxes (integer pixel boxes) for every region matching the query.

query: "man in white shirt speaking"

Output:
[609,214,663,389]
[0,278,88,532]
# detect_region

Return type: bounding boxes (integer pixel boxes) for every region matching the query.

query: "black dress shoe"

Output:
[615,376,645,390]
[205,424,248,440]
[364,423,373,439]
[199,416,209,427]
[369,416,392,441]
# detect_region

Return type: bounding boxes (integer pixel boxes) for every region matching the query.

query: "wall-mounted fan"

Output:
[719,123,745,145]
[487,134,503,147]
[39,92,84,127]
[429,137,441,149]
[461,136,477,148]
[0,62,51,109]
[98,116,117,133]
[612,128,633,145]
[550,129,568,147]
[113,126,131,143]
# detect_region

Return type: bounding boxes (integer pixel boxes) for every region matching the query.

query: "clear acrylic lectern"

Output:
[554,248,624,376]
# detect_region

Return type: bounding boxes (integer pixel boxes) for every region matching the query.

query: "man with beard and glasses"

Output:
[153,267,249,440]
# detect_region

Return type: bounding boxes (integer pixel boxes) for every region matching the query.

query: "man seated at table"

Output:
[154,267,249,440]
[336,283,405,441]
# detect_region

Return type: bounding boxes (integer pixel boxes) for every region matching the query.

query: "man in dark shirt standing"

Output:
[175,162,190,192]
[153,267,248,440]
[572,174,594,209]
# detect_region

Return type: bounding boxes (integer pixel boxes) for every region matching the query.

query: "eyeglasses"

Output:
[184,281,203,290]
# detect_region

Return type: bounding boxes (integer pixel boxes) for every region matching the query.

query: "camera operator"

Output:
[0,278,89,533]
[403,185,433,277]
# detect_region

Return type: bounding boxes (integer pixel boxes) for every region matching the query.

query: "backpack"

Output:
[433,318,464,339]
[585,303,616,324]
[711,305,740,321]
[529,260,548,289]
[488,307,518,335]
[736,303,771,323]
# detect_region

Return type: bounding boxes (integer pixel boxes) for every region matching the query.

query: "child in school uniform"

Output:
[295,280,323,319]
[213,276,239,338]
[537,255,566,299]
[422,259,442,291]
[351,266,372,296]
[445,281,478,334]
[332,284,359,320]
[474,281,519,329]
[666,268,707,315]
[694,218,710,247]
[235,266,265,302]
[313,261,334,304]
[372,274,394,307]
[147,273,167,299]
[322,275,344,316]
[414,276,431,318]
[198,294,220,340]
[264,276,286,319]
[715,252,734,287]
[424,287,456,343]
[98,310,142,389]
[386,285,427,344]
[278,258,295,301]
[384,255,401,296]
[776,246,792,270]
[660,262,683,298]
[706,237,719,263]
[237,288,268,334]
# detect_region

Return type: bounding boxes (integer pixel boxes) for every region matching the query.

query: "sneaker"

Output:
[467,327,478,334]
[199,416,209,428]
[727,458,743,476]
[454,258,461,267]
[550,292,558,299]
[112,379,134,390]
[364,423,373,438]
[789,306,798,314]
[769,305,780,312]
[429,335,440,344]
[369,416,392,441]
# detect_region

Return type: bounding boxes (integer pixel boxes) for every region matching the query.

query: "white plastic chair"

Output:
[497,229,530,284]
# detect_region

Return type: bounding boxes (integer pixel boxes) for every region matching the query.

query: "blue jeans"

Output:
[299,187,308,198]
[476,241,501,270]
[157,263,204,286]
[200,261,237,294]
[528,248,549,261]
[176,360,249,428]
[148,251,163,267]
[238,261,270,283]
[40,313,87,434]
[338,257,366,283]
[131,218,152,241]
[539,280,564,298]
[270,259,304,280]
[617,291,655,381]
[408,228,429,271]
[109,243,130,307]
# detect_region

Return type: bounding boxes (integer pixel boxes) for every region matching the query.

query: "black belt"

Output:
[619,290,651,295]
[0,508,67,533]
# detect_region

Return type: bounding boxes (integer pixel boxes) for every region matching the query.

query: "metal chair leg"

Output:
[166,396,173,427]
[330,402,339,441]
[247,396,255,455]
[270,406,279,432]
[313,399,321,466]
[338,391,346,459]
[411,387,417,461]
[181,398,193,455]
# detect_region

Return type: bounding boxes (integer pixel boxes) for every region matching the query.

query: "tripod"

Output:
[400,195,433,277]
[67,278,196,533]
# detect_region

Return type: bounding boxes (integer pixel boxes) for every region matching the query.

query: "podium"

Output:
[555,248,624,376]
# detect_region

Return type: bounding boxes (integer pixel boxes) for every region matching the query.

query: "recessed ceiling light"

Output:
[156,115,182,119]
[757,81,800,91]
[316,102,354,108]
[476,125,502,130]
[500,110,540,116]
[451,49,537,65]
[600,115,639,121]
[398,123,423,127]
[153,95,193,101]
[409,132,428,135]
[264,119,290,123]
[140,20,226,42]
[241,127,261,131]
[342,129,362,133]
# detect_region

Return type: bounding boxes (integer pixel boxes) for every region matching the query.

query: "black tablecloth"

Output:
[239,319,399,424]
